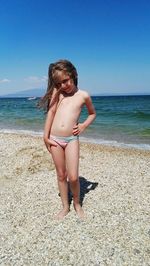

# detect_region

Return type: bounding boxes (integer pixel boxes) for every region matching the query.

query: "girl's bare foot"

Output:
[55,208,70,220]
[73,203,85,219]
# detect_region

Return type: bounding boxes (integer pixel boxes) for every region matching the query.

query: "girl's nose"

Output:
[61,83,66,89]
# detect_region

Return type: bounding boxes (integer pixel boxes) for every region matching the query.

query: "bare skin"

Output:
[43,72,96,220]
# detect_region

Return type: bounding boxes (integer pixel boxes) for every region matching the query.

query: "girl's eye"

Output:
[63,79,70,84]
[56,78,70,86]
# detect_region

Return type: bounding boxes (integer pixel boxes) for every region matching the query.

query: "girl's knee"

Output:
[69,175,78,183]
[57,171,67,182]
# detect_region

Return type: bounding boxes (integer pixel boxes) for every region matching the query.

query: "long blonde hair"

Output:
[38,59,78,112]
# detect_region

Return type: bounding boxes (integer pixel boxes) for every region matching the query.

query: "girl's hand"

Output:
[72,123,85,136]
[43,137,57,153]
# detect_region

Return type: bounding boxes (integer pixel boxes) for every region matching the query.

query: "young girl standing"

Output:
[41,60,96,220]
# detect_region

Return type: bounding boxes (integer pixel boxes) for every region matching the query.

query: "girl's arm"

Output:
[73,92,96,135]
[43,89,58,152]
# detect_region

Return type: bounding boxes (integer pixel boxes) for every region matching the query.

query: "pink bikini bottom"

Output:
[50,134,79,149]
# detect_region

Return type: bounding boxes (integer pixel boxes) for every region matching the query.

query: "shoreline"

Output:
[0,129,150,151]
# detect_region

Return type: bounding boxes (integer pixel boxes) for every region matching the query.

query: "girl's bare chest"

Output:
[57,96,83,109]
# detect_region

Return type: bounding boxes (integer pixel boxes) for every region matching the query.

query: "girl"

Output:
[40,59,96,220]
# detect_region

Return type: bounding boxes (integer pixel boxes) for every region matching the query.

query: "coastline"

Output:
[0,128,150,151]
[0,133,149,265]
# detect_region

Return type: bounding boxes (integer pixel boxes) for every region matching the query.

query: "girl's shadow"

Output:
[68,176,98,206]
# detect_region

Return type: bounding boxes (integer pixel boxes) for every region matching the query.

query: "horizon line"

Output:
[0,93,150,98]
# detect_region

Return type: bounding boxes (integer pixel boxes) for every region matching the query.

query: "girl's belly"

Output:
[51,118,77,136]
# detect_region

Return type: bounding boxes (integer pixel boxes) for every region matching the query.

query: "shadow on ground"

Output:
[68,176,98,206]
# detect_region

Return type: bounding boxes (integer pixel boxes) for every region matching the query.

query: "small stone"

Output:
[133,248,141,255]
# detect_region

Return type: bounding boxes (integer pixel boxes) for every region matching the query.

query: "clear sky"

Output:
[0,0,150,96]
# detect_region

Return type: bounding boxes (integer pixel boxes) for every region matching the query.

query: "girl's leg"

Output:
[65,140,85,218]
[50,145,70,219]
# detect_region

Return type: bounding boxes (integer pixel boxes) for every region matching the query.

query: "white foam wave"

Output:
[80,136,150,151]
[0,129,150,151]
[0,128,43,137]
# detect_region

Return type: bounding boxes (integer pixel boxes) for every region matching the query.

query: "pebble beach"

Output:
[0,133,150,266]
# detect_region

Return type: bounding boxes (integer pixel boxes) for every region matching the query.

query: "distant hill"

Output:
[0,88,45,98]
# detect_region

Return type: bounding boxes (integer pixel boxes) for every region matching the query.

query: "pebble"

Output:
[0,133,150,265]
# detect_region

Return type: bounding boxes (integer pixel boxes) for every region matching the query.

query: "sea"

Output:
[0,95,150,150]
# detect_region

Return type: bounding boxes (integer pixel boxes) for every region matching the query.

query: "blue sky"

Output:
[0,0,150,96]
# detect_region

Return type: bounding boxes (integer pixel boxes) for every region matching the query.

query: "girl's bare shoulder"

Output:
[77,89,90,99]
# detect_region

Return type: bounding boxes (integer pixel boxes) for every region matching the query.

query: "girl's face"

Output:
[54,71,75,93]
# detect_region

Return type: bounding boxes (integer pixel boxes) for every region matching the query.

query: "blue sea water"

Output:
[0,95,150,150]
